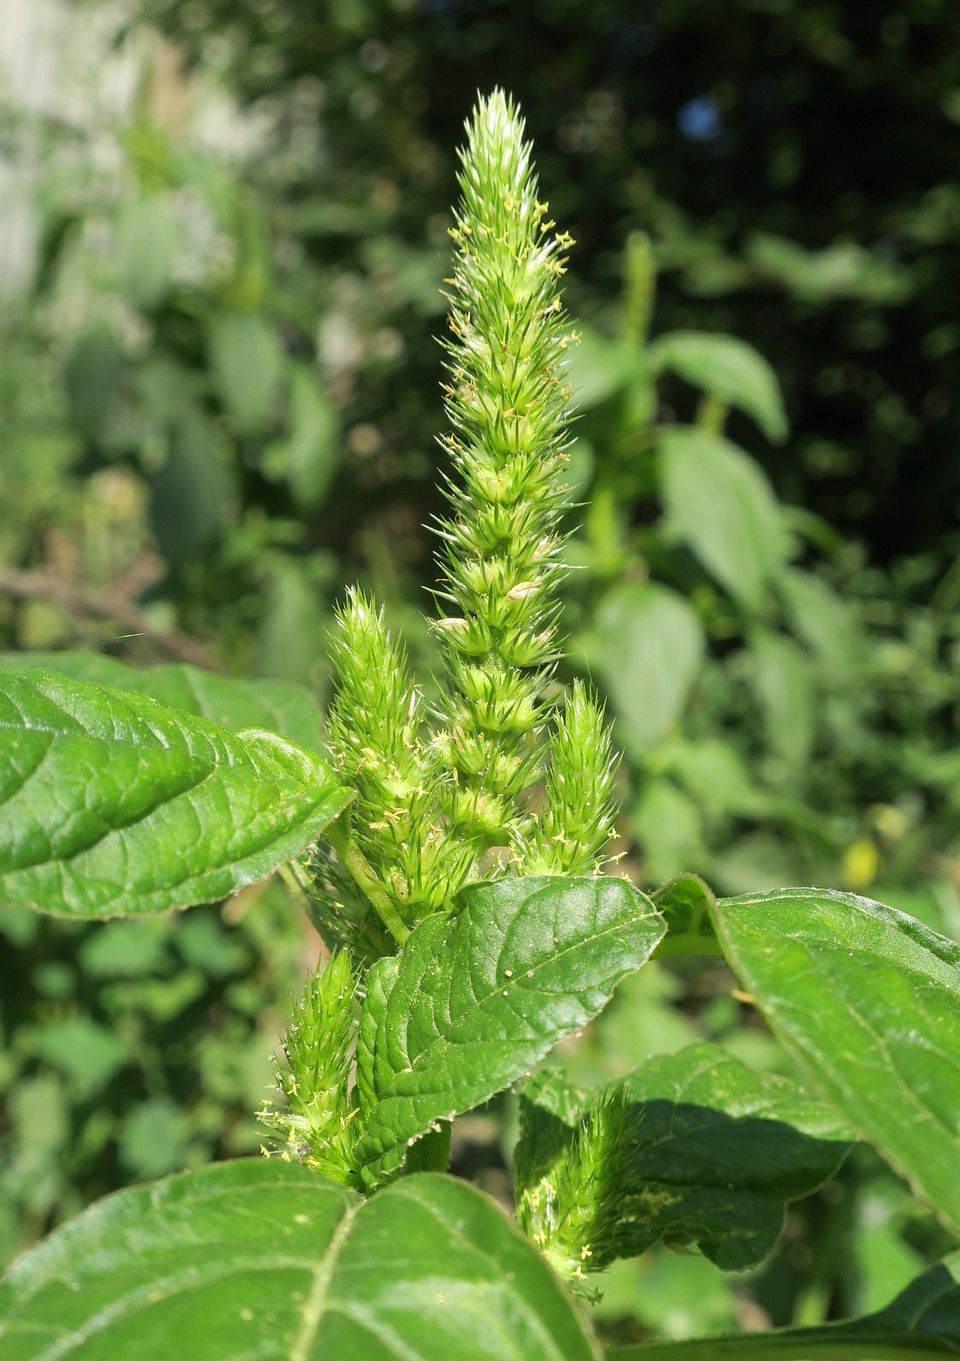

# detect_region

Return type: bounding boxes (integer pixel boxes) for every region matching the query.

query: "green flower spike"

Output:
[257,949,360,1185]
[432,89,578,852]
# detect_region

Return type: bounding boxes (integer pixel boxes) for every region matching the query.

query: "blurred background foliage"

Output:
[1,0,959,1346]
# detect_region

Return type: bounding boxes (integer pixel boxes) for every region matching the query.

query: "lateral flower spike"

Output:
[519,680,620,876]
[257,950,361,1186]
[325,588,472,935]
[433,88,577,851]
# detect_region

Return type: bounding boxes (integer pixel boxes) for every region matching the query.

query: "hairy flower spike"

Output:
[325,588,472,927]
[257,951,360,1184]
[433,89,576,849]
[518,1086,637,1280]
[518,680,620,875]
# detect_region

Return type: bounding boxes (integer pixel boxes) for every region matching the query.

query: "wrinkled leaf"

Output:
[516,1044,851,1272]
[354,875,664,1188]
[650,331,788,442]
[0,668,352,918]
[612,1249,960,1358]
[0,1162,599,1361]
[0,653,324,751]
[710,888,960,1238]
[659,427,787,611]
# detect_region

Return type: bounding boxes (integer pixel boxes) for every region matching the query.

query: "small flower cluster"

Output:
[257,950,359,1184]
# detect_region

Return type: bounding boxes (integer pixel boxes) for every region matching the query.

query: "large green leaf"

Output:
[649,331,788,442]
[0,653,324,750]
[610,1249,960,1358]
[659,427,787,611]
[0,1161,599,1361]
[591,582,705,757]
[710,888,960,1238]
[0,668,351,918]
[515,1044,851,1273]
[354,875,664,1188]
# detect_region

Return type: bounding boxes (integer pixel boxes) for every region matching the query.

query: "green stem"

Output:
[697,393,728,435]
[615,1332,947,1360]
[326,822,410,947]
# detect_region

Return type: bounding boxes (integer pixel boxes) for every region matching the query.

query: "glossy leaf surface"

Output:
[0,668,351,918]
[354,875,664,1187]
[0,652,324,750]
[711,888,960,1238]
[0,1161,599,1361]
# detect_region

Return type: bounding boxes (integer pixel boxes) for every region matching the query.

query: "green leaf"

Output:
[515,1044,851,1273]
[64,326,125,443]
[567,326,637,408]
[354,875,664,1188]
[779,568,859,676]
[659,427,787,611]
[265,363,339,510]
[633,780,705,883]
[651,874,721,958]
[0,1161,600,1361]
[0,668,352,918]
[591,582,705,757]
[609,1250,960,1358]
[710,888,960,1238]
[0,653,324,750]
[748,631,815,771]
[209,312,285,436]
[26,1018,127,1099]
[114,195,179,310]
[150,405,236,559]
[650,331,788,442]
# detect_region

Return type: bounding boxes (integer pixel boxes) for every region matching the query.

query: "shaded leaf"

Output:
[516,1044,851,1273]
[651,874,721,959]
